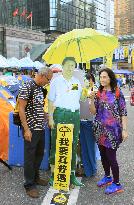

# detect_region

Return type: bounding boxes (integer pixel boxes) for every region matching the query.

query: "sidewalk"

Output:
[0,88,133,205]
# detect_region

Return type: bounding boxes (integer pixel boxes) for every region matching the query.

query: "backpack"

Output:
[13,81,48,126]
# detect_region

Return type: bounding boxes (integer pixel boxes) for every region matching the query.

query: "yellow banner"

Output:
[86,61,90,70]
[132,49,134,69]
[106,52,113,68]
[124,47,128,58]
[53,124,74,191]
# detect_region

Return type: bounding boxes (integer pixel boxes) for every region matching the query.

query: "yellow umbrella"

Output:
[43,28,119,64]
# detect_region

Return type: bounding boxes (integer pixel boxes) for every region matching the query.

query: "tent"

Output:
[34,61,44,69]
[7,57,21,68]
[19,57,34,69]
[0,89,15,160]
[90,57,103,63]
[0,55,9,68]
[113,69,133,75]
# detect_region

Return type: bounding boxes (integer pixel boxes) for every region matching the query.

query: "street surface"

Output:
[0,88,133,205]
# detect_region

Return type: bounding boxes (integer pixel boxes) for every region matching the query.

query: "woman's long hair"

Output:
[85,72,95,83]
[99,67,117,93]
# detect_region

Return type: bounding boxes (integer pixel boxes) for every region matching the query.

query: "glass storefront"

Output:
[49,0,106,32]
[27,0,50,31]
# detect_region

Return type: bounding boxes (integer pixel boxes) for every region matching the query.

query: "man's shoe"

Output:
[105,182,124,195]
[75,167,85,177]
[35,178,49,186]
[97,176,112,187]
[26,188,39,198]
[49,175,54,186]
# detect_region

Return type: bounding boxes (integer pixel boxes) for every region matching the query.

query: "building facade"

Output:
[0,0,28,28]
[115,0,134,36]
[0,0,113,59]
[0,25,46,59]
[105,0,114,34]
[0,0,108,33]
[40,0,107,33]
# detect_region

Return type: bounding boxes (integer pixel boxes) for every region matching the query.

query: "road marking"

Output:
[41,178,81,205]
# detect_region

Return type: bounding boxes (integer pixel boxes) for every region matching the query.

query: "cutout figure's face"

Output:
[63,60,76,78]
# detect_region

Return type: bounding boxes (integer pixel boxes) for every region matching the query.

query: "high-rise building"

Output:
[0,0,112,58]
[31,0,107,33]
[106,0,114,34]
[115,0,134,35]
[0,0,108,33]
[27,0,50,31]
[27,0,98,32]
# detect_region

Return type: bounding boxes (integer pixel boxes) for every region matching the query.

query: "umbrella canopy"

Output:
[43,28,119,64]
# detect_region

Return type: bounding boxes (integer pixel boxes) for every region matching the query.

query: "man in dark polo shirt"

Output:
[19,66,53,198]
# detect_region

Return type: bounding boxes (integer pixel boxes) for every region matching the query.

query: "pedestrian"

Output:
[48,57,84,187]
[89,67,128,194]
[18,66,53,198]
[128,76,133,90]
[79,72,97,177]
[122,76,126,88]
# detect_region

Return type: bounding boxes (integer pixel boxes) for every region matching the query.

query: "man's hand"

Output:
[24,128,32,142]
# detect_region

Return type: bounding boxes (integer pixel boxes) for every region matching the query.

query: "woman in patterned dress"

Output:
[89,67,128,194]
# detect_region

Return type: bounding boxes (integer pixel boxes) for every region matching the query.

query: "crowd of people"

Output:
[117,74,134,90]
[17,57,128,198]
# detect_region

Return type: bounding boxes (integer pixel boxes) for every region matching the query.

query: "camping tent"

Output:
[19,57,34,69]
[0,55,9,68]
[0,89,15,160]
[34,61,44,69]
[7,57,21,68]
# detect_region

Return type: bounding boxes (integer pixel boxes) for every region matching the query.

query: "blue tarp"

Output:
[113,69,133,75]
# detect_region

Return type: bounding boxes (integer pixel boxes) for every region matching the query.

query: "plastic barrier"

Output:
[8,112,50,170]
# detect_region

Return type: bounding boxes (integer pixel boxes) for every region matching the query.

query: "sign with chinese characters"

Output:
[53,124,74,191]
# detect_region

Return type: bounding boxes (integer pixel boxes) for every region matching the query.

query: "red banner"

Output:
[27,12,32,19]
[21,9,27,17]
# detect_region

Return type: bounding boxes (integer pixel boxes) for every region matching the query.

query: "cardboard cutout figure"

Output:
[48,57,84,187]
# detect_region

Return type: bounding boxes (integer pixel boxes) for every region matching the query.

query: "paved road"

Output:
[0,88,133,205]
